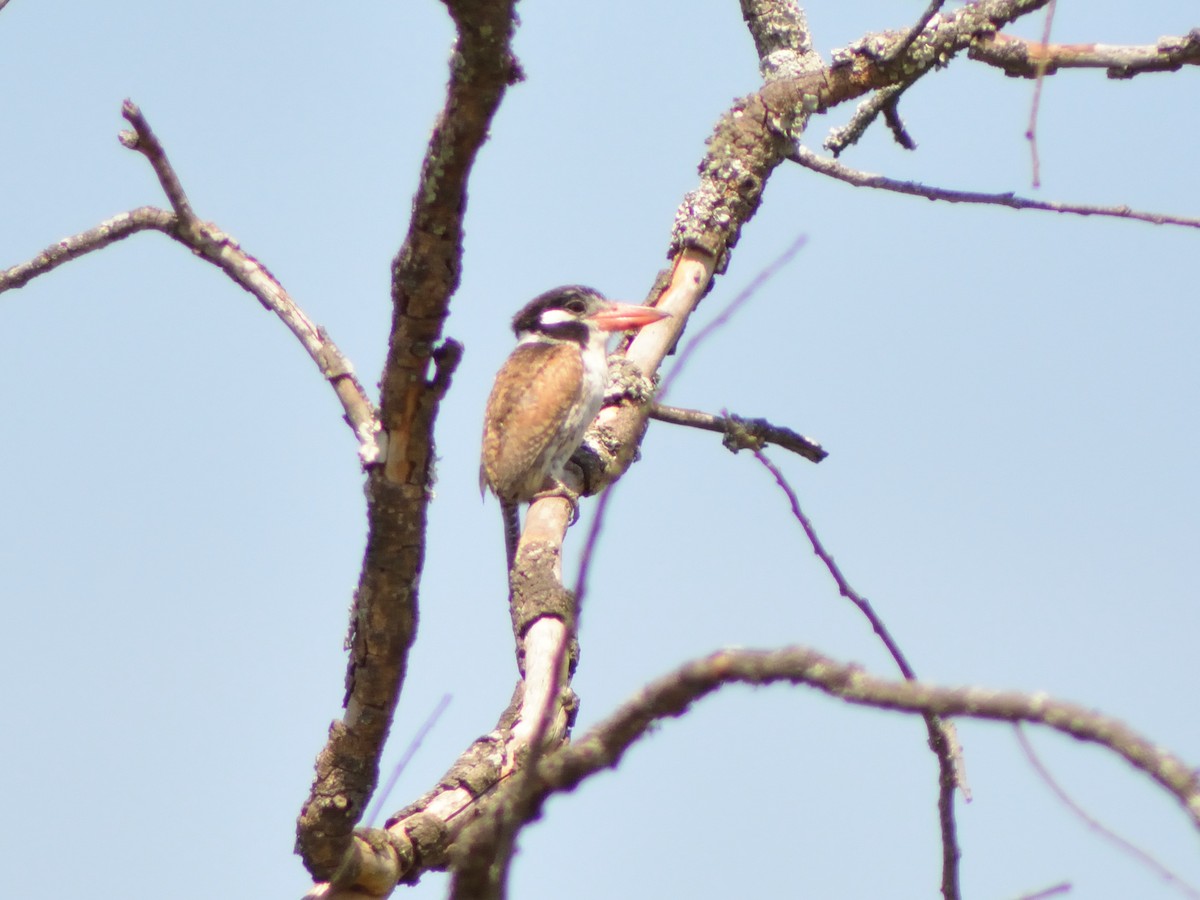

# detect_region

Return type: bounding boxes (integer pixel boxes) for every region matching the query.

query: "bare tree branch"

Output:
[297,0,520,881]
[649,403,827,463]
[113,102,382,459]
[407,641,1200,900]
[791,145,1200,228]
[534,648,1200,835]
[824,82,915,155]
[0,207,174,292]
[2,106,382,460]
[1023,0,1058,188]
[971,29,1200,79]
[119,100,196,220]
[886,0,951,62]
[739,0,823,80]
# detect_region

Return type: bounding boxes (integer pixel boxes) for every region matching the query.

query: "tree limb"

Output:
[114,102,381,459]
[536,647,1200,835]
[971,29,1200,79]
[791,145,1200,229]
[0,207,174,292]
[649,403,827,463]
[296,0,520,881]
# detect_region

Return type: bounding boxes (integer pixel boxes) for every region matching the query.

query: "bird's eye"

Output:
[564,298,587,314]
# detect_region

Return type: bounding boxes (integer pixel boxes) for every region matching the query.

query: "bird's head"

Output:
[512,285,669,347]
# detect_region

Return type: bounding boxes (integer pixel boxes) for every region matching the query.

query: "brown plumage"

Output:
[480,340,590,502]
[479,286,669,569]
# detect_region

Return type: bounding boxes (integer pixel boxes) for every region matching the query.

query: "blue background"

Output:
[1,2,1197,898]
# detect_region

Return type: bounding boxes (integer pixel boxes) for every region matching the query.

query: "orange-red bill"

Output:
[589,302,670,332]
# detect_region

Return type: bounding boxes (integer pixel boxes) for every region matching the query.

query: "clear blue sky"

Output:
[1,2,1197,898]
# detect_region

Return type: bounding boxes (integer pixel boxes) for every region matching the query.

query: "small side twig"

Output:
[658,236,806,398]
[649,403,827,463]
[119,100,195,221]
[1013,884,1072,900]
[1014,725,1200,899]
[825,83,915,155]
[363,694,452,828]
[1025,0,1058,188]
[791,146,1200,229]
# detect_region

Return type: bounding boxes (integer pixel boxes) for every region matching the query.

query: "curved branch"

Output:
[538,647,1200,834]
[113,102,381,458]
[0,207,174,292]
[297,0,520,882]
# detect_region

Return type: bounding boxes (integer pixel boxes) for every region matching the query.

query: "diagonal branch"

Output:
[791,145,1200,228]
[1014,726,1200,898]
[114,102,380,458]
[3,106,380,459]
[886,0,951,62]
[0,207,175,292]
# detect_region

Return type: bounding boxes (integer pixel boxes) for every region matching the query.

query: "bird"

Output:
[480,285,669,569]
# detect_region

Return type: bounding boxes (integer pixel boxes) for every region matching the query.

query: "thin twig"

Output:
[364,694,452,828]
[825,83,914,155]
[1012,884,1072,900]
[1025,0,1058,188]
[658,236,807,398]
[753,449,964,900]
[119,100,195,221]
[754,450,916,676]
[649,403,827,463]
[792,146,1200,229]
[573,486,617,606]
[1014,725,1200,899]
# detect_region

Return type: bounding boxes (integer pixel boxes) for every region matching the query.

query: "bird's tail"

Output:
[501,499,521,572]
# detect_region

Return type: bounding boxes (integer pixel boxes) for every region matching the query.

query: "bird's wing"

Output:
[481,341,585,499]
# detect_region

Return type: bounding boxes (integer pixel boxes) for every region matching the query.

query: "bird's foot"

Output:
[532,481,581,525]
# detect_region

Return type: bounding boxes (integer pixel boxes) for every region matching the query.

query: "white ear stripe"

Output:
[538,308,576,326]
